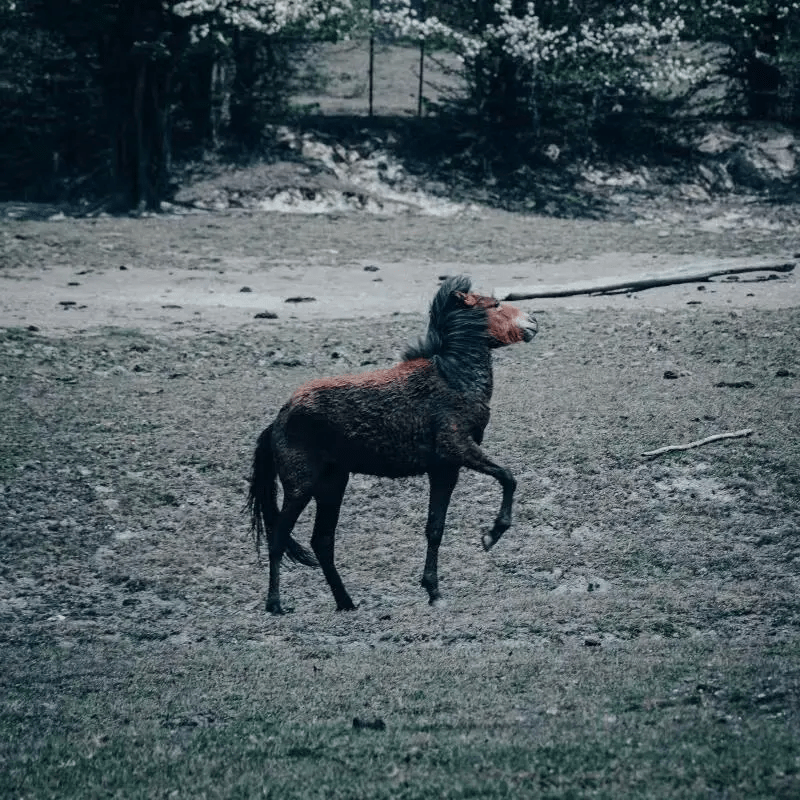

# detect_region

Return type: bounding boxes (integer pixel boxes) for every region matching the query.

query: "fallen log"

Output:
[495,260,795,301]
[642,429,753,459]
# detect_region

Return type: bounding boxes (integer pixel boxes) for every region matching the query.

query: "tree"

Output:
[25,0,189,210]
[14,0,355,209]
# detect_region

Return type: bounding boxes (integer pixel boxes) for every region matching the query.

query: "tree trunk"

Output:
[210,58,231,150]
[105,55,170,210]
[744,13,783,120]
[230,29,260,147]
[95,2,176,210]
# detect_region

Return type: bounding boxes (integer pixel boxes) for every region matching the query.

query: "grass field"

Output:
[2,294,798,797]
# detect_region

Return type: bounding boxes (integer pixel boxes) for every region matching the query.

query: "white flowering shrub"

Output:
[173,0,355,40]
[362,1,716,141]
[370,0,484,58]
[370,0,800,131]
[484,1,717,121]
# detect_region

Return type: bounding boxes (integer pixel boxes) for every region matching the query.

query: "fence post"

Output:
[369,0,375,116]
[417,0,425,116]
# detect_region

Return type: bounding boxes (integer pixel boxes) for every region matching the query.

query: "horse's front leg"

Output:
[420,467,459,605]
[461,444,517,551]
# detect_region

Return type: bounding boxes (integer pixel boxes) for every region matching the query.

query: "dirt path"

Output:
[1,206,797,333]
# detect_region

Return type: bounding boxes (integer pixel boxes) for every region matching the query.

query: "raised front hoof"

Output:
[266,599,291,615]
[483,520,511,551]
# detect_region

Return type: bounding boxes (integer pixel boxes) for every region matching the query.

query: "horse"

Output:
[247,275,537,613]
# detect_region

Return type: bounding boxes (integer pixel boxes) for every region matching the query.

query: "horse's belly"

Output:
[335,434,431,477]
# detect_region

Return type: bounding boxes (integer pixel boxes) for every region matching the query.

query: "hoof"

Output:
[266,599,289,615]
[430,596,447,609]
[482,533,495,551]
[336,600,357,612]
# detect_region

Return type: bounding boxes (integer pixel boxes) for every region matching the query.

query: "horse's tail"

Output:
[247,423,318,568]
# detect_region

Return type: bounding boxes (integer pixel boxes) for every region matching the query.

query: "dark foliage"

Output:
[0,1,306,207]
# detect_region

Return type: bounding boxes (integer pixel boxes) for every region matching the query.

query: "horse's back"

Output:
[276,361,446,478]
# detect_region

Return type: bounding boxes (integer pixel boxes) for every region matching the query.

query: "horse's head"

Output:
[455,291,538,347]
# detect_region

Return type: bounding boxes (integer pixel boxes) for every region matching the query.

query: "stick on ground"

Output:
[495,261,795,300]
[642,429,753,459]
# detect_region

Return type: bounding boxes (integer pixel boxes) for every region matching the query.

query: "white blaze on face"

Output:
[515,309,538,341]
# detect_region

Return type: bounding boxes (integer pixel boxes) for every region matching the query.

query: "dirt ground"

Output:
[1,201,799,797]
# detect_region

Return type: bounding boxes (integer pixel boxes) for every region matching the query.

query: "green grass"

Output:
[3,640,798,799]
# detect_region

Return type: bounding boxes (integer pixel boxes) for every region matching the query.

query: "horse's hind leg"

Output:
[267,490,312,614]
[420,466,459,605]
[310,467,354,611]
[461,444,517,551]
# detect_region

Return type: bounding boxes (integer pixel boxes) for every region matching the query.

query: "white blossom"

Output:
[173,0,354,37]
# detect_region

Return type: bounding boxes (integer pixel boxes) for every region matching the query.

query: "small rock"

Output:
[240,286,253,293]
[363,265,380,272]
[776,369,795,377]
[254,311,278,319]
[404,745,422,762]
[285,296,316,303]
[696,129,739,155]
[663,370,679,380]
[352,717,385,731]
[272,357,304,367]
[584,637,602,647]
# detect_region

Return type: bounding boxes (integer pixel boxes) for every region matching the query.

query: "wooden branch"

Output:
[642,429,753,459]
[495,261,795,301]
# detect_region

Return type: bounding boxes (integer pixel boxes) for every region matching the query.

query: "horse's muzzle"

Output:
[521,313,538,342]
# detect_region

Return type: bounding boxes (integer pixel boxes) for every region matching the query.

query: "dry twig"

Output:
[642,429,753,459]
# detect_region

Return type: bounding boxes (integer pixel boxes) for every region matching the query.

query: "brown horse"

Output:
[248,275,537,613]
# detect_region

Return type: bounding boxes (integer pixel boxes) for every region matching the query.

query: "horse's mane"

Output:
[403,275,492,394]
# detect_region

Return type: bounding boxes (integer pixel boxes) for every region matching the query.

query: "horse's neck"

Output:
[456,352,493,400]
